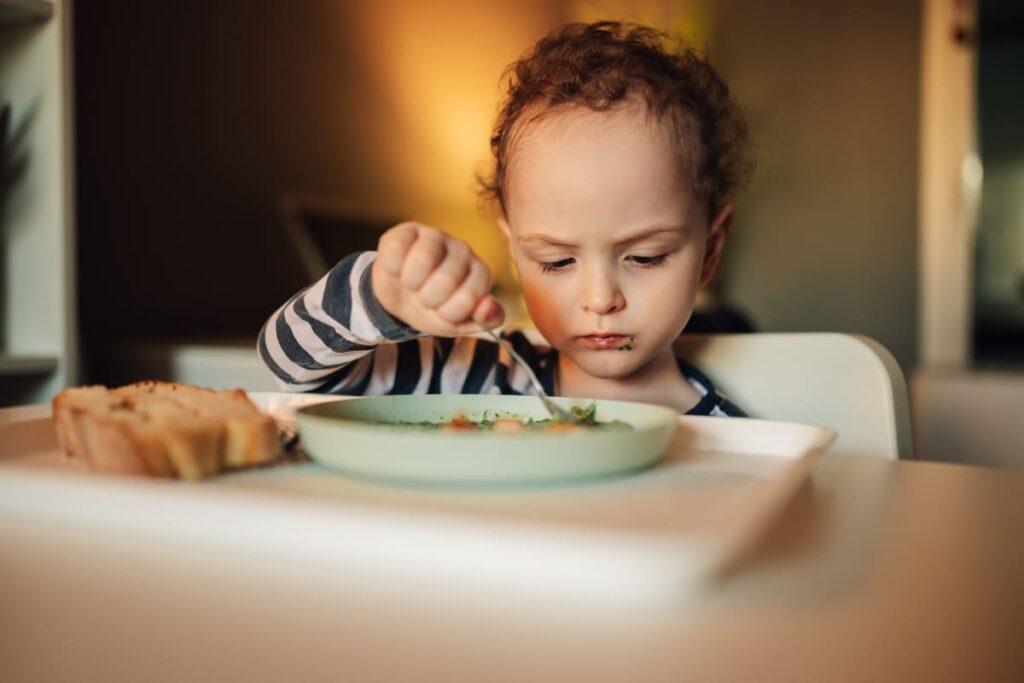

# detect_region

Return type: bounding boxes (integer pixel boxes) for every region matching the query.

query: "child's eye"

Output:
[539,258,575,273]
[627,254,669,268]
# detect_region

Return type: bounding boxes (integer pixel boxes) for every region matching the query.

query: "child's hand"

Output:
[371,222,505,336]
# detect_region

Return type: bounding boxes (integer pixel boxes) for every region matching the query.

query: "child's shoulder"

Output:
[492,328,555,369]
[675,354,747,417]
[498,327,550,349]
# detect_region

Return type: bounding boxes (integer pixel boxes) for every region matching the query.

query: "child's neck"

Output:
[556,346,702,414]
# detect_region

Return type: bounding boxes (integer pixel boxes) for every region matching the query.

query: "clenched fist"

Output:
[371,222,505,336]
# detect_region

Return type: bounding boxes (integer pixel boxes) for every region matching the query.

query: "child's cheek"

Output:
[520,279,564,337]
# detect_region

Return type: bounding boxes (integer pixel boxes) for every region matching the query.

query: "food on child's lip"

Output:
[579,334,635,351]
[52,381,284,480]
[387,402,632,433]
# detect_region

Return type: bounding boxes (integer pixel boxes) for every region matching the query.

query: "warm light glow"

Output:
[566,0,712,46]
[339,1,564,294]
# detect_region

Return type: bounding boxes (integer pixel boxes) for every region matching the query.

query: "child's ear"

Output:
[699,203,734,289]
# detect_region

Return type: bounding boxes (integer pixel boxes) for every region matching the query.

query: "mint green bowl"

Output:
[295,395,678,485]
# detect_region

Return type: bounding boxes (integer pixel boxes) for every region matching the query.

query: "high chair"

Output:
[676,333,913,459]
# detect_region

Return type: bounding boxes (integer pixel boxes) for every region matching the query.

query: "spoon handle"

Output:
[478,326,579,424]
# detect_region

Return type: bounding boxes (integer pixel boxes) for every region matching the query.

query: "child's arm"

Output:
[258,223,508,394]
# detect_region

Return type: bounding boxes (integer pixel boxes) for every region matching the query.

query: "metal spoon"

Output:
[477,325,587,425]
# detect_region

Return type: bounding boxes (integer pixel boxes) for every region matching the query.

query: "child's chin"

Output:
[571,352,645,380]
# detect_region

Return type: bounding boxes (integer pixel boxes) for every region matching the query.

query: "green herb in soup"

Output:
[383,402,631,433]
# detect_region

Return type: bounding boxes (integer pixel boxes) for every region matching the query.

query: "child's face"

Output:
[501,102,731,381]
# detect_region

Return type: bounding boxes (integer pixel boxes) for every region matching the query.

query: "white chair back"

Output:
[676,333,912,459]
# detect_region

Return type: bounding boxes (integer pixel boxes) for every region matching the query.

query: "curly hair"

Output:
[480,21,753,219]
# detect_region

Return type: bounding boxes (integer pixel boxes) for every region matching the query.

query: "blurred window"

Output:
[973,0,1024,366]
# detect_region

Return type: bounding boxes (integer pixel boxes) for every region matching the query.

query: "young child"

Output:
[259,22,751,416]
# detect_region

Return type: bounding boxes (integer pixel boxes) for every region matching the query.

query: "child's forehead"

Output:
[503,108,704,234]
[507,102,682,188]
[505,100,679,193]
[513,99,667,147]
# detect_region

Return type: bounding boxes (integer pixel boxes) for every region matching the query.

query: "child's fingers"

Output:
[472,296,505,329]
[434,258,490,324]
[399,227,447,291]
[376,223,419,276]
[448,297,504,336]
[416,240,472,308]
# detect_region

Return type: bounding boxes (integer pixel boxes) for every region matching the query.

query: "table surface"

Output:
[1,406,1022,682]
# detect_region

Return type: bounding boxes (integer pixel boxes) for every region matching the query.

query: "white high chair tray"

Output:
[0,392,833,608]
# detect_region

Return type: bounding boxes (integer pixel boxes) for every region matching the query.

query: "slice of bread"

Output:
[52,381,283,479]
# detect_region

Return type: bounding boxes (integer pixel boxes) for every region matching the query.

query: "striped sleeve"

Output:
[257,251,546,396]
[258,251,425,392]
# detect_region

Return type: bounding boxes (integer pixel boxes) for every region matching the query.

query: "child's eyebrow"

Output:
[518,225,685,247]
[613,225,686,245]
[517,234,576,247]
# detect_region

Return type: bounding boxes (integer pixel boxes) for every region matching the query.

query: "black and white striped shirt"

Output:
[258,252,745,417]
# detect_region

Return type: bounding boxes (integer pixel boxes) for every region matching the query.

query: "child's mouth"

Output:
[579,334,632,350]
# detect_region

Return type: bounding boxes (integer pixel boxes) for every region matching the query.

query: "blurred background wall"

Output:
[75,0,921,378]
[712,0,920,371]
[75,0,560,351]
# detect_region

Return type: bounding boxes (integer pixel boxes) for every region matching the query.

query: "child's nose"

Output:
[581,272,625,315]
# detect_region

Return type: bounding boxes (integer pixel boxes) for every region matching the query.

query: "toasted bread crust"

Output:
[51,381,282,479]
